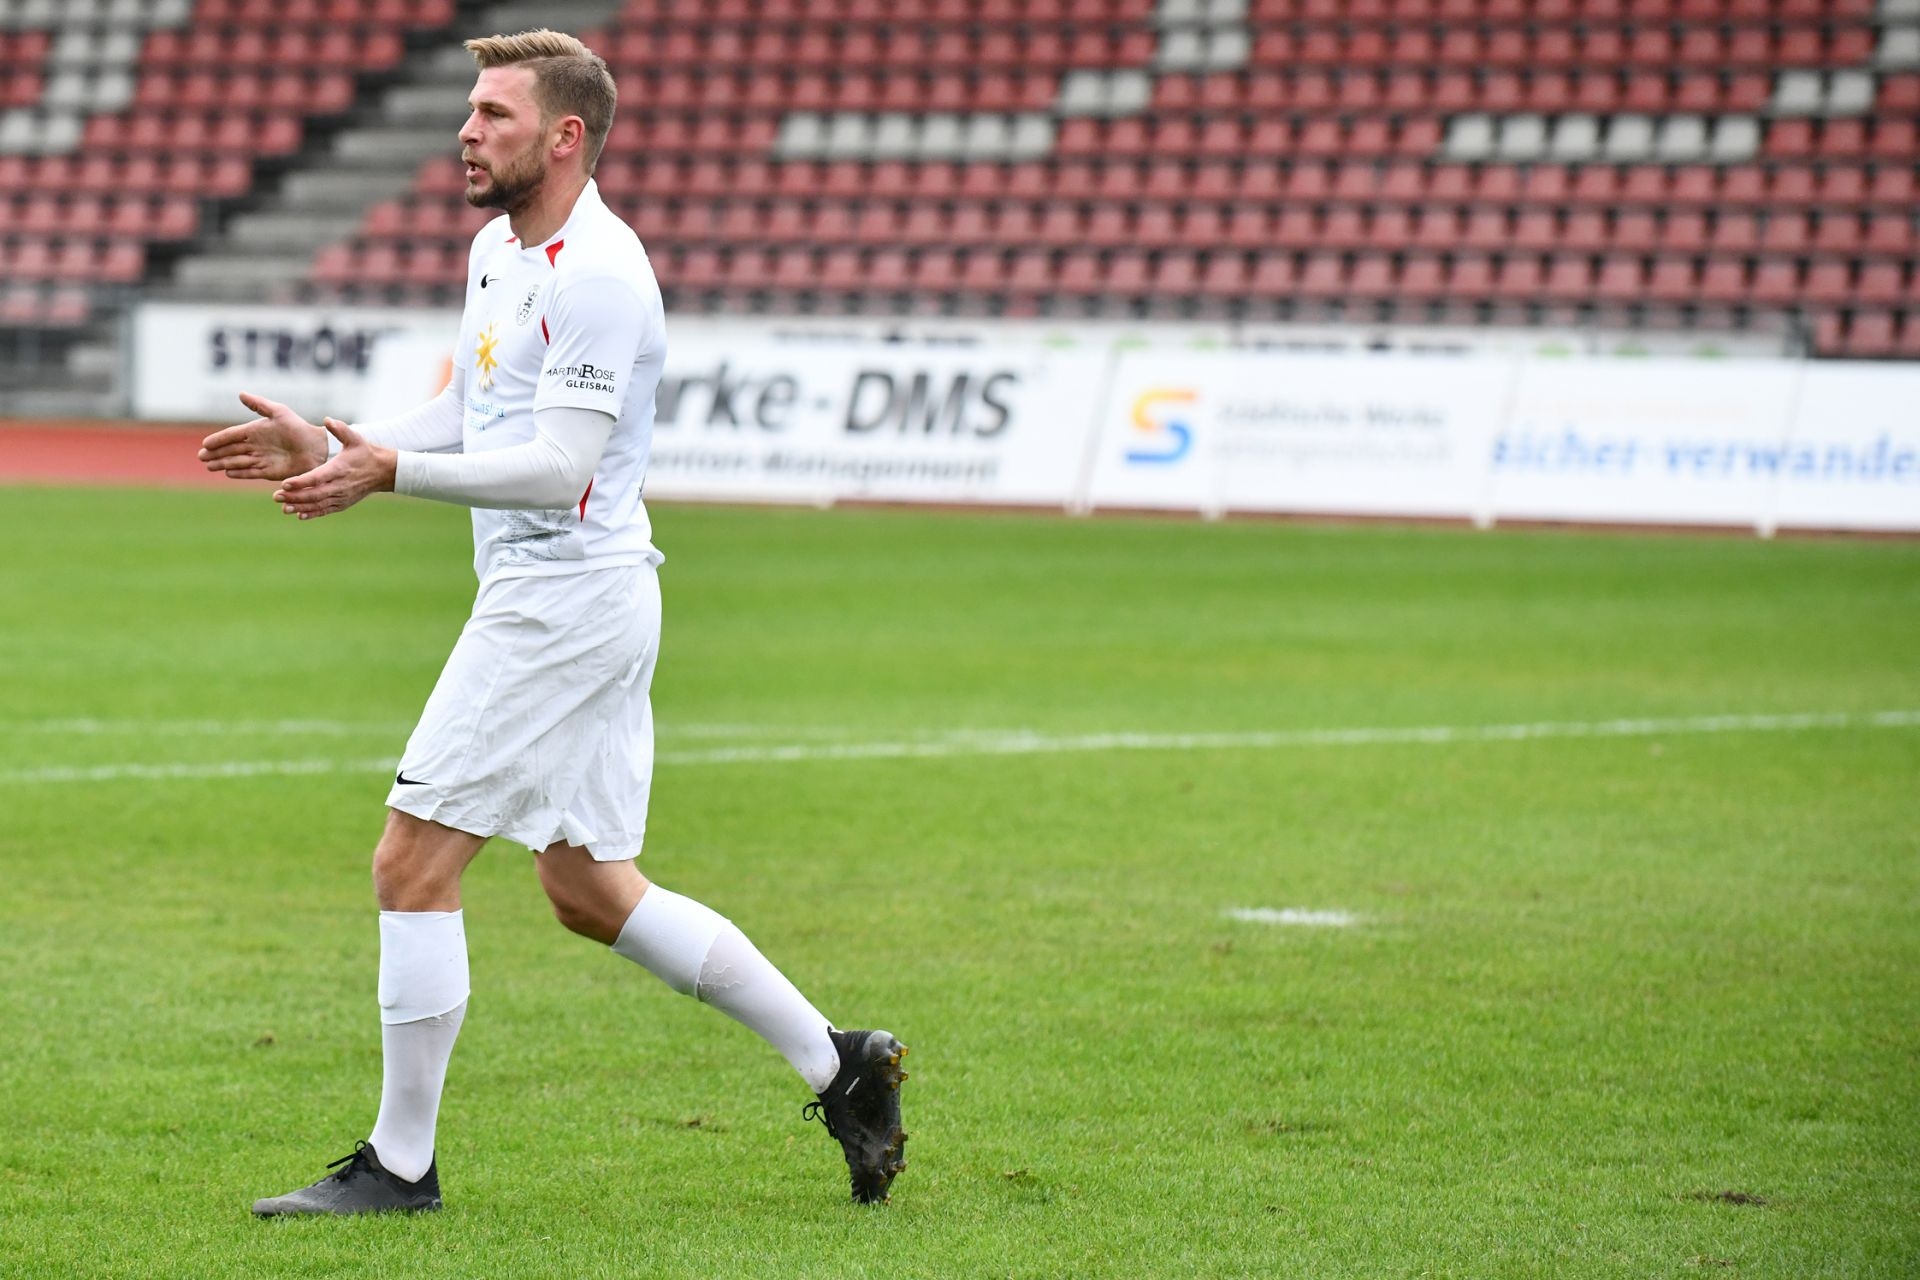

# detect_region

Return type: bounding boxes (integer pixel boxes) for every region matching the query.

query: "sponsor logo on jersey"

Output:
[548,361,618,395]
[516,286,539,325]
[474,322,501,392]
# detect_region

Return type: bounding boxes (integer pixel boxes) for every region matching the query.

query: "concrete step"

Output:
[66,338,122,382]
[167,253,315,299]
[4,383,123,418]
[225,210,364,253]
[278,167,421,213]
[383,83,471,127]
[333,124,457,164]
[478,0,622,36]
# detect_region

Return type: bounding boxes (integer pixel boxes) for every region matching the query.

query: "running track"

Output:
[0,420,233,488]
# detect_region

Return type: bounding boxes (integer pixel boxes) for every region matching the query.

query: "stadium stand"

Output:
[316,0,1920,350]
[1,0,1917,412]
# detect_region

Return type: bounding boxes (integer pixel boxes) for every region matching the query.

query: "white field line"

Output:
[1,709,1915,786]
[1225,908,1360,927]
[1,758,400,784]
[652,710,1920,765]
[0,718,863,740]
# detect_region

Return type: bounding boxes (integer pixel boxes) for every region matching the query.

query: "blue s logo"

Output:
[1126,389,1196,464]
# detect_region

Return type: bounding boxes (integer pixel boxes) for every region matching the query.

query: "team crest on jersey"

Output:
[516,286,540,325]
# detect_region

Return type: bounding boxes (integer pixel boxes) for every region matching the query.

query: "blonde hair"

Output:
[465,29,617,174]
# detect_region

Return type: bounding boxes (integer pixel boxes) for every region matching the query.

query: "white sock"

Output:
[367,910,469,1183]
[612,886,841,1092]
[368,1002,466,1183]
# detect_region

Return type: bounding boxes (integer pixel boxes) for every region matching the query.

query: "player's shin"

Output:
[611,886,840,1092]
[367,910,470,1183]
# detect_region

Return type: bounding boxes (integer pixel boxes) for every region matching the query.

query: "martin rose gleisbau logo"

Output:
[548,361,619,395]
[1126,388,1196,464]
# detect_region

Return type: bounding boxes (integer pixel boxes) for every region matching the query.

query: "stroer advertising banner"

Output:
[131,303,459,422]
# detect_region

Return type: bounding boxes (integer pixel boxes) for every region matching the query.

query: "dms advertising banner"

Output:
[132,303,459,421]
[1086,350,1515,518]
[643,339,1107,507]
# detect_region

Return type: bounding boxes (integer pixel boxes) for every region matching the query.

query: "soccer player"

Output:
[198,29,908,1214]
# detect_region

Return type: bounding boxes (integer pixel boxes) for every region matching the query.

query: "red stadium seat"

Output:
[956,249,1006,293]
[1644,257,1699,303]
[1843,311,1899,358]
[1197,253,1249,298]
[1449,254,1497,298]
[1803,259,1854,305]
[1491,254,1546,299]
[1542,255,1595,300]
[1245,253,1299,298]
[1749,259,1801,305]
[1004,249,1053,295]
[1698,258,1749,303]
[1856,261,1909,305]
[1662,210,1711,253]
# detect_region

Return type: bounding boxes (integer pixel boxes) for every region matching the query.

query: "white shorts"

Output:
[386,561,661,861]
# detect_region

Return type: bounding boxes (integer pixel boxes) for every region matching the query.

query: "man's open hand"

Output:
[199,392,330,482]
[273,419,398,520]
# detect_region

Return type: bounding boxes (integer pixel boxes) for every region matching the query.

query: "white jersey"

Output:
[453,180,666,583]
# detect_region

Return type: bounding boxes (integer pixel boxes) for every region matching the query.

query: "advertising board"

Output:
[644,337,1106,508]
[1085,350,1514,519]
[130,303,458,422]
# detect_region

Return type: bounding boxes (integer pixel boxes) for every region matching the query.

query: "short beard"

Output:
[465,142,544,214]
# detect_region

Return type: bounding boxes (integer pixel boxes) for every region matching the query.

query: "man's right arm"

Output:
[202,381,467,483]
[340,380,466,455]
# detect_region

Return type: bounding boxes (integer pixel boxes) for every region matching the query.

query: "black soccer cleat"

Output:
[803,1028,909,1205]
[250,1141,442,1217]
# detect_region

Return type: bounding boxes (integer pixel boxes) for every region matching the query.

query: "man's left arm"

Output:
[272,407,612,518]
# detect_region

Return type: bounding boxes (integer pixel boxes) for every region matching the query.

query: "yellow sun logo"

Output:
[474,322,501,391]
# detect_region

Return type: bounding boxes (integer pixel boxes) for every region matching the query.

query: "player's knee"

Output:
[372,841,454,911]
[548,891,615,943]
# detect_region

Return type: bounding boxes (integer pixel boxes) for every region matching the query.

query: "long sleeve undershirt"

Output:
[392,405,613,510]
[345,383,613,510]
[353,382,467,454]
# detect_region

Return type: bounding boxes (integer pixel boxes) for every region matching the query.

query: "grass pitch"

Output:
[0,486,1916,1279]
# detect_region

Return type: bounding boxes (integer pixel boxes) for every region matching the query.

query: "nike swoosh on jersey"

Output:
[394,770,430,786]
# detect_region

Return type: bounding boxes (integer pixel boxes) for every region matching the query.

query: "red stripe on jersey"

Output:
[577,478,594,521]
[546,239,565,266]
[540,316,548,343]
